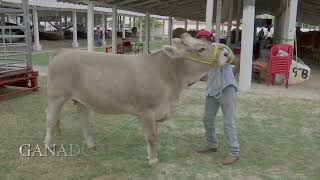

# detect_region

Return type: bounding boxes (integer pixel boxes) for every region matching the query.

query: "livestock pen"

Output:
[0,2,38,99]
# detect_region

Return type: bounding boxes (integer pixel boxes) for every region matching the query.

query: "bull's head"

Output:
[162,33,235,67]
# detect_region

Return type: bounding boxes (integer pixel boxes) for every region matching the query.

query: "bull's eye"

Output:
[198,47,206,52]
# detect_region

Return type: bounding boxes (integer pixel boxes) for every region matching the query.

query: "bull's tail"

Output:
[55,119,63,134]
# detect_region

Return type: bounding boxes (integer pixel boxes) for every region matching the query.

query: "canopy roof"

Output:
[1,0,168,19]
[2,0,319,25]
[59,0,320,25]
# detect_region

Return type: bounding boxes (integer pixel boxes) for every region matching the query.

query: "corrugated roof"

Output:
[2,0,319,25]
[58,0,320,25]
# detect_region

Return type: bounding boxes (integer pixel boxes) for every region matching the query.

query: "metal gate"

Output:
[0,0,38,99]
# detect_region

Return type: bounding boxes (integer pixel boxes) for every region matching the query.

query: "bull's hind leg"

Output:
[75,101,95,149]
[140,112,159,166]
[44,96,67,148]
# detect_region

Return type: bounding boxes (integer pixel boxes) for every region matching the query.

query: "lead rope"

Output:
[294,28,298,64]
[213,66,224,99]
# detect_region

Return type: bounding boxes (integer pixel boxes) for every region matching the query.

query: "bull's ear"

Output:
[162,45,184,59]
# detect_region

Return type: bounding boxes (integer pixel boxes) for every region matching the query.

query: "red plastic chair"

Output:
[267,44,293,88]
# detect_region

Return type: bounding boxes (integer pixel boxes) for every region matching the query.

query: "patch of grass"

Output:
[150,40,167,50]
[0,78,319,179]
[31,52,51,66]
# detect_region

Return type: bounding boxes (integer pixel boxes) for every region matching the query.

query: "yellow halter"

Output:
[185,44,234,66]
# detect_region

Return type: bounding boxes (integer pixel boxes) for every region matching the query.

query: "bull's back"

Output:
[48,50,169,114]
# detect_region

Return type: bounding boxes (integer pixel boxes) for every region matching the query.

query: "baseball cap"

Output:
[196,29,212,38]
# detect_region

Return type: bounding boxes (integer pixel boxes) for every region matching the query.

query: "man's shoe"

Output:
[222,155,239,165]
[196,146,218,153]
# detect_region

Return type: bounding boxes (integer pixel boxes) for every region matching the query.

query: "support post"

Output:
[101,14,106,46]
[133,17,136,27]
[144,12,150,54]
[239,0,255,92]
[282,0,298,45]
[235,18,240,44]
[196,21,199,30]
[0,14,5,26]
[235,0,242,44]
[168,16,172,45]
[226,0,234,45]
[59,11,63,36]
[22,0,32,64]
[215,0,222,43]
[112,5,117,54]
[72,10,79,48]
[184,19,188,30]
[205,0,214,32]
[122,15,126,38]
[64,15,68,26]
[87,1,94,51]
[139,17,143,42]
[32,7,42,51]
[151,19,155,41]
[162,19,165,40]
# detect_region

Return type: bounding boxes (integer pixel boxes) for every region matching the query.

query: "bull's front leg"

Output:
[140,111,159,166]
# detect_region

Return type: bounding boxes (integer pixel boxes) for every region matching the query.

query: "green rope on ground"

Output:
[96,117,138,144]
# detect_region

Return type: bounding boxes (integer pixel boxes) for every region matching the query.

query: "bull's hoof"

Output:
[148,158,159,167]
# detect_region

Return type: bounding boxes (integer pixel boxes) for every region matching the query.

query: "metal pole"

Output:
[72,10,79,47]
[87,1,94,51]
[139,17,143,42]
[196,21,199,31]
[215,0,222,43]
[205,0,214,32]
[112,5,117,54]
[22,0,32,66]
[226,0,234,45]
[59,11,63,36]
[151,19,155,41]
[282,0,298,45]
[235,0,242,44]
[32,7,42,51]
[122,15,126,38]
[239,0,255,92]
[168,16,172,45]
[144,12,150,54]
[184,19,188,30]
[102,14,106,46]
[162,19,165,40]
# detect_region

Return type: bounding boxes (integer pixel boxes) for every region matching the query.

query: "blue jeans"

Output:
[202,85,240,156]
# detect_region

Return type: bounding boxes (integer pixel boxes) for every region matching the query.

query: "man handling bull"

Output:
[195,30,240,165]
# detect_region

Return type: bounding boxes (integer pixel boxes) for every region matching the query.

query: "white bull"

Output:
[44,33,234,166]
